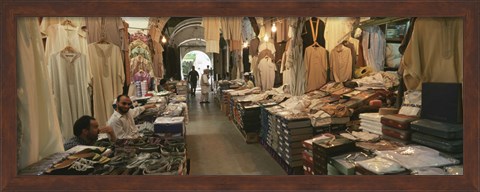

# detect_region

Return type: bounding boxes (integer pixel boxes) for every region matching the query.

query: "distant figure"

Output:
[187,66,199,96]
[200,69,210,103]
[243,72,254,89]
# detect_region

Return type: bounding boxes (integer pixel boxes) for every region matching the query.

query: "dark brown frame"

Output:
[1,0,478,191]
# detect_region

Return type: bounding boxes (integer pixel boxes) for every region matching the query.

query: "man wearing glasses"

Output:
[107,95,156,139]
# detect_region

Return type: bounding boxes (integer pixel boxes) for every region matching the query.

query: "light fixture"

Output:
[243,41,248,48]
[161,36,167,43]
[263,34,269,42]
[271,23,277,33]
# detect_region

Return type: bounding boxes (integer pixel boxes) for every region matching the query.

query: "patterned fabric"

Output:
[63,136,88,151]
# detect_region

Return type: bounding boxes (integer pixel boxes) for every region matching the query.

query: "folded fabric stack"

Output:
[359,113,383,135]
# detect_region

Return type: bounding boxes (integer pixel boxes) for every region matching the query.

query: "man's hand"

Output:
[99,126,116,142]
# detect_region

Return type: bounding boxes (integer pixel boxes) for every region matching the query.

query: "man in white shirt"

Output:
[107,95,156,139]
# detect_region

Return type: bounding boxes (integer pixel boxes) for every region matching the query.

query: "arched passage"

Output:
[181,50,212,81]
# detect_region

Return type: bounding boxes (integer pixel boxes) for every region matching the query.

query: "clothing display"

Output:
[16,16,465,178]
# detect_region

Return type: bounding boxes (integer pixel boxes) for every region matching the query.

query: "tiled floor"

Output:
[185,92,286,175]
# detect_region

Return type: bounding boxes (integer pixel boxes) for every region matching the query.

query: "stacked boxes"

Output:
[312,135,356,175]
[154,117,185,135]
[380,114,418,145]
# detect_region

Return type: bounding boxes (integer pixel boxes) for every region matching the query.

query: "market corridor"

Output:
[185,93,286,175]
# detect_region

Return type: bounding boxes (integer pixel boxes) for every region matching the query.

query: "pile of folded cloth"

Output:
[359,113,383,135]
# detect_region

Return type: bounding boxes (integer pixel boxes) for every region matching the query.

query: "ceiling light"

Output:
[161,36,167,43]
[271,23,277,33]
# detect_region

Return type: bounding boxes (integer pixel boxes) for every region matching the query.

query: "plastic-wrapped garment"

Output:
[410,167,446,175]
[374,145,460,169]
[355,156,406,175]
[398,90,421,117]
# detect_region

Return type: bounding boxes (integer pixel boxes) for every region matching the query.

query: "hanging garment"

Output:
[40,17,86,37]
[44,23,83,76]
[258,57,276,91]
[130,46,152,62]
[85,17,126,51]
[249,37,260,56]
[17,17,65,169]
[362,26,386,72]
[49,51,92,141]
[330,44,353,82]
[230,17,243,51]
[402,18,463,90]
[324,17,357,52]
[304,45,328,92]
[289,17,307,96]
[203,17,221,53]
[130,55,154,78]
[152,41,165,78]
[88,43,125,126]
[251,56,261,88]
[302,18,326,53]
[242,17,257,42]
[276,18,289,43]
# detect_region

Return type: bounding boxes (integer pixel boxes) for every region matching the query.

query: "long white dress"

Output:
[258,57,276,91]
[49,51,92,140]
[88,43,125,126]
[17,17,65,169]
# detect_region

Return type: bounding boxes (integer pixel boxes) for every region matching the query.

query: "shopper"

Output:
[187,66,199,96]
[107,95,156,139]
[200,69,210,103]
[157,79,170,92]
[64,116,116,151]
[243,72,255,89]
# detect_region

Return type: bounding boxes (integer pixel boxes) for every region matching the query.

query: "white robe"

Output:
[258,57,276,91]
[88,43,125,126]
[49,51,92,140]
[17,17,65,169]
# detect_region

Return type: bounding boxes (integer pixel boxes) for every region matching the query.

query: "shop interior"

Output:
[16,16,463,176]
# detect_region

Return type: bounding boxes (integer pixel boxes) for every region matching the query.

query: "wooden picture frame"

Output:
[1,0,478,191]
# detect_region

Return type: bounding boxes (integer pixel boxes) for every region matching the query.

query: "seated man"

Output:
[243,72,255,89]
[107,94,156,139]
[64,115,116,151]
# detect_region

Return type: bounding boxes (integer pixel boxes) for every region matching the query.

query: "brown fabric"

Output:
[249,38,260,56]
[356,36,367,67]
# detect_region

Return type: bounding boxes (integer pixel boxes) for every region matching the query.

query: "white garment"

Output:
[258,39,276,54]
[49,51,92,140]
[362,26,386,72]
[203,17,221,53]
[40,17,86,37]
[88,43,125,126]
[324,17,357,52]
[44,24,84,77]
[17,17,64,169]
[107,107,145,139]
[257,57,276,91]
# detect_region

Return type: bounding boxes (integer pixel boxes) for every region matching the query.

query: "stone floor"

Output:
[185,92,286,175]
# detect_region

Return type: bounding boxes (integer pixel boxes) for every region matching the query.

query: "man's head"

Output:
[244,72,250,81]
[116,94,132,114]
[73,116,99,143]
[191,66,195,71]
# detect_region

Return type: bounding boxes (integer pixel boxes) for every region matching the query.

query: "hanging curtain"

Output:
[17,17,65,169]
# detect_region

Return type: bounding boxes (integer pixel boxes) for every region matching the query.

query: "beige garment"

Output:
[86,17,125,51]
[330,44,353,82]
[276,19,289,43]
[230,17,243,51]
[258,39,276,54]
[203,17,221,53]
[152,41,164,78]
[324,17,357,52]
[88,43,125,126]
[258,57,276,91]
[304,45,328,92]
[40,17,86,37]
[251,56,261,88]
[403,18,463,90]
[17,17,65,169]
[249,38,260,56]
